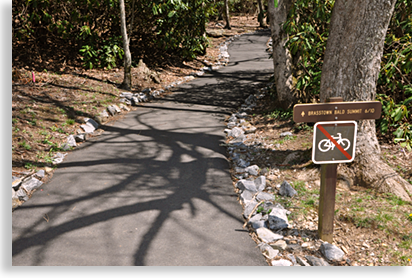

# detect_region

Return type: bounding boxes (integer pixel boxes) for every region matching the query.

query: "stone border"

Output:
[222,79,347,267]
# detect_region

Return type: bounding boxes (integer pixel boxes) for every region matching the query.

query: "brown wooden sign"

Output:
[293,101,382,123]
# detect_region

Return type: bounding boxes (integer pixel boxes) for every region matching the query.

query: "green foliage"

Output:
[377,94,412,150]
[13,0,211,68]
[283,0,334,103]
[283,0,412,150]
[151,0,209,59]
[79,36,124,69]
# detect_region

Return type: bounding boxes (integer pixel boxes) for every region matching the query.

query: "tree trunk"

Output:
[257,0,266,28]
[223,0,231,30]
[267,0,295,109]
[320,0,412,201]
[120,0,132,90]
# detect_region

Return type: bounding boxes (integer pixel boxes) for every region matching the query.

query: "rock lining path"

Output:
[12,29,274,266]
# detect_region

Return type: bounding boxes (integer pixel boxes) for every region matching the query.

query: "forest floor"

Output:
[12,15,412,266]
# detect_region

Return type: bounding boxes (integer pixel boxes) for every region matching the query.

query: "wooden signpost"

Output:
[293,97,382,243]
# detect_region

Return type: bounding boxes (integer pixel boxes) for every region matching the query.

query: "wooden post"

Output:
[318,164,337,243]
[317,97,342,243]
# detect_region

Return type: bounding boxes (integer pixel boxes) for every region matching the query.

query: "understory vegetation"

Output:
[278,0,412,150]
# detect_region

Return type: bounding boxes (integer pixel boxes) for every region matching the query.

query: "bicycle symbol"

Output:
[318,133,350,152]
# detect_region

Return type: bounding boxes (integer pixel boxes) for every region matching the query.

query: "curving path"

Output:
[12,29,274,266]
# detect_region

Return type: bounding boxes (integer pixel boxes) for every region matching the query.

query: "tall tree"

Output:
[257,0,266,28]
[320,0,412,201]
[267,0,295,109]
[223,0,231,29]
[120,0,132,90]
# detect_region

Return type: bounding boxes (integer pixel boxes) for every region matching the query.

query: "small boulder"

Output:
[245,165,259,176]
[254,176,266,191]
[270,240,288,251]
[107,105,120,116]
[280,131,293,137]
[236,179,257,192]
[228,127,244,138]
[266,207,289,230]
[279,180,297,197]
[80,118,99,134]
[21,177,43,193]
[305,255,330,266]
[258,243,279,259]
[256,227,283,243]
[271,259,292,266]
[249,214,267,229]
[320,242,345,262]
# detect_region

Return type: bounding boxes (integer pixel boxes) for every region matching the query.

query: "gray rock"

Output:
[243,200,259,218]
[119,98,132,105]
[266,207,289,230]
[229,134,246,144]
[258,243,279,259]
[131,96,140,105]
[62,135,77,151]
[227,122,237,129]
[256,192,275,202]
[320,242,345,262]
[80,123,95,133]
[16,188,29,202]
[296,256,311,266]
[228,127,244,138]
[305,255,330,266]
[287,254,297,265]
[119,104,130,111]
[228,115,237,122]
[85,118,99,129]
[249,214,267,229]
[271,259,292,266]
[52,152,67,164]
[234,167,246,173]
[35,170,45,179]
[120,92,133,99]
[245,165,259,176]
[270,240,288,251]
[12,177,23,190]
[243,126,257,134]
[80,118,99,134]
[107,105,118,116]
[254,176,266,191]
[100,109,110,118]
[236,112,248,119]
[256,227,283,243]
[279,180,297,197]
[236,179,257,192]
[74,134,87,142]
[287,244,302,252]
[138,93,149,102]
[21,177,43,192]
[12,188,20,209]
[240,190,255,204]
[280,131,293,137]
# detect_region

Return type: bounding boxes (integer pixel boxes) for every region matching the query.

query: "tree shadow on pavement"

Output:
[12,30,273,266]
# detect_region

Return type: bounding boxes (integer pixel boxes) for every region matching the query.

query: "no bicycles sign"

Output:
[312,121,357,164]
[293,97,381,242]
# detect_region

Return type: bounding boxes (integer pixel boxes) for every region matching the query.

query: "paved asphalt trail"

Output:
[12,29,274,266]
